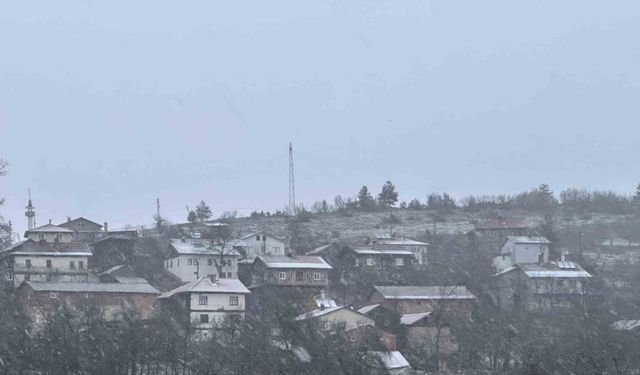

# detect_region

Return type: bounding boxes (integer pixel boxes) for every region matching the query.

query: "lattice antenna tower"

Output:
[289,142,296,215]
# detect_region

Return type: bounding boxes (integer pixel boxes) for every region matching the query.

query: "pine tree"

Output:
[633,183,640,209]
[357,186,375,211]
[378,180,399,209]
[195,201,213,222]
[187,210,197,223]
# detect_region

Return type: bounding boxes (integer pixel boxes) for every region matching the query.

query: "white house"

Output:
[493,236,550,273]
[372,238,429,266]
[164,239,240,282]
[158,276,250,336]
[24,223,74,243]
[235,231,287,260]
[0,239,91,288]
[295,306,375,331]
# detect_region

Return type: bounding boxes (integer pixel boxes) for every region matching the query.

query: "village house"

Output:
[164,238,240,282]
[295,305,375,331]
[235,231,287,260]
[0,239,91,288]
[249,254,331,288]
[368,285,477,315]
[18,280,160,324]
[371,351,412,375]
[370,231,429,266]
[91,234,136,271]
[493,259,592,311]
[493,236,550,273]
[58,217,106,242]
[157,276,250,338]
[24,223,74,243]
[467,217,530,254]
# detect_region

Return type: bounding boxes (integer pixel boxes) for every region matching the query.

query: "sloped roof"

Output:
[400,312,431,325]
[255,255,332,269]
[349,247,414,256]
[371,351,410,370]
[518,263,591,278]
[158,277,250,299]
[0,239,92,257]
[169,239,240,256]
[375,239,429,246]
[24,281,159,294]
[475,218,528,230]
[374,285,477,300]
[59,217,103,230]
[26,224,74,233]
[240,231,286,242]
[506,236,550,244]
[295,306,344,320]
[358,304,380,315]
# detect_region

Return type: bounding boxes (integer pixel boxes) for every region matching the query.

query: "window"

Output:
[256,235,261,241]
[273,247,281,253]
[38,233,45,240]
[366,258,374,266]
[24,274,29,281]
[396,258,404,266]
[25,259,31,268]
[84,293,89,299]
[200,314,209,323]
[313,272,321,281]
[355,259,359,267]
[49,292,57,299]
[229,296,239,306]
[69,261,76,269]
[55,233,63,240]
[295,271,304,282]
[188,258,193,265]
[207,258,213,266]
[78,261,84,270]
[46,259,52,268]
[278,272,287,280]
[170,259,173,268]
[556,279,563,288]
[8,273,13,281]
[262,235,266,241]
[199,295,208,305]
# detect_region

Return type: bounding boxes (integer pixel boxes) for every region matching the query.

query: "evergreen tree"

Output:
[633,183,640,209]
[195,200,213,222]
[357,186,376,211]
[187,210,197,223]
[378,180,399,209]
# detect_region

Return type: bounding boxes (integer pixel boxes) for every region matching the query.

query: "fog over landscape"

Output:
[1,1,640,231]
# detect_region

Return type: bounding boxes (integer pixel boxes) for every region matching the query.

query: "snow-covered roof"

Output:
[612,320,640,331]
[240,231,285,242]
[374,285,477,300]
[371,351,411,370]
[358,304,380,315]
[350,247,414,256]
[315,298,338,308]
[169,239,240,256]
[1,239,92,257]
[24,281,159,294]
[25,224,74,233]
[158,277,250,299]
[519,263,591,278]
[400,312,431,325]
[376,239,429,246]
[506,236,550,245]
[295,306,344,320]
[255,255,332,269]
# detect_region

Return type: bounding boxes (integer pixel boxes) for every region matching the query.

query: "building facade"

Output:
[164,239,239,282]
[236,231,287,260]
[250,255,331,288]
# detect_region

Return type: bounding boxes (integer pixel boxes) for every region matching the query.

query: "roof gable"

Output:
[59,217,103,230]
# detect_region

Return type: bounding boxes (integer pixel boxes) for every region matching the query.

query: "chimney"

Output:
[560,254,566,262]
[209,274,218,283]
[320,290,326,300]
[104,222,108,232]
[49,219,52,225]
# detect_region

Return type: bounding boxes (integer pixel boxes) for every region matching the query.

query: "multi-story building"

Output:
[157,276,250,338]
[493,236,550,273]
[164,238,239,282]
[250,255,331,288]
[235,231,287,260]
[467,218,530,254]
[0,239,91,288]
[368,285,477,315]
[24,223,74,243]
[58,217,106,242]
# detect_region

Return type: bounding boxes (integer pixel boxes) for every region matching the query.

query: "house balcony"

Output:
[13,265,89,276]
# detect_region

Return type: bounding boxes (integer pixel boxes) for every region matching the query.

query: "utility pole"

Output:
[289,142,296,216]
[157,198,161,219]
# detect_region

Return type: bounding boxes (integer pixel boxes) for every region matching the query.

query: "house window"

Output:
[256,235,261,241]
[200,314,209,323]
[69,261,76,269]
[313,272,321,281]
[366,258,374,266]
[556,279,563,288]
[229,296,239,306]
[49,292,57,299]
[355,259,359,267]
[25,259,31,268]
[278,272,287,280]
[170,259,173,268]
[395,258,404,266]
[295,271,304,282]
[38,234,45,240]
[24,274,29,281]
[46,260,52,268]
[208,258,213,266]
[55,233,63,240]
[273,247,281,253]
[84,293,89,299]
[8,273,13,281]
[262,235,266,241]
[199,295,208,305]
[188,258,193,265]
[78,261,84,270]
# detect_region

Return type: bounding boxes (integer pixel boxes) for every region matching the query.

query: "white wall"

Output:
[11,254,89,287]
[242,235,286,259]
[26,232,73,243]
[189,292,246,329]
[164,254,238,282]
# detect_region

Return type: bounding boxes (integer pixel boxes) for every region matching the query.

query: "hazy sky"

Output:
[1,1,640,235]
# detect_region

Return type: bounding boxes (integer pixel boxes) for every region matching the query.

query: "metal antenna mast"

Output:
[288,142,296,215]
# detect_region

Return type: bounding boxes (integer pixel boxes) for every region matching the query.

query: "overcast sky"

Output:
[1,1,640,235]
